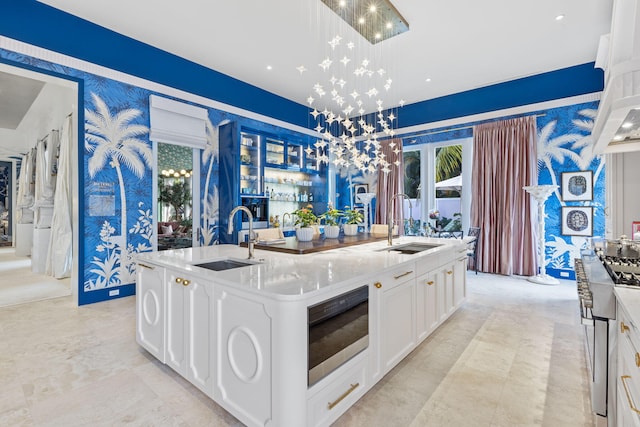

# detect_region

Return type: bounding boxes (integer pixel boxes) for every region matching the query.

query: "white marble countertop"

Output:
[615,286,640,324]
[136,236,467,300]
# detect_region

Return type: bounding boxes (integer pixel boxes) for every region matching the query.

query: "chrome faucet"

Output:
[388,193,412,246]
[228,206,255,259]
[282,212,292,227]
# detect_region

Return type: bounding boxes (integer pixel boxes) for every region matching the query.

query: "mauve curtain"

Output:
[375,139,404,233]
[471,116,538,276]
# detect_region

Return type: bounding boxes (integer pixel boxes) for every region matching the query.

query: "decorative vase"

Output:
[324,225,340,239]
[296,227,314,242]
[343,223,359,236]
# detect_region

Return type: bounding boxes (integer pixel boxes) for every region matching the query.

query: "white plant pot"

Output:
[324,225,340,239]
[295,227,314,242]
[343,223,359,236]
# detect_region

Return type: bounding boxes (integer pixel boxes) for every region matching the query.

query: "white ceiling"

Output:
[36,0,612,113]
[0,63,77,161]
[0,1,614,160]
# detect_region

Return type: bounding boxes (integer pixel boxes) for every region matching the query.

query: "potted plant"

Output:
[343,206,363,236]
[291,204,317,241]
[320,203,342,239]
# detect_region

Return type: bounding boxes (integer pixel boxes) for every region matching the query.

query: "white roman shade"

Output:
[149,95,207,148]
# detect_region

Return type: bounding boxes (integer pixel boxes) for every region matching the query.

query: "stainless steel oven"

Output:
[308,285,369,386]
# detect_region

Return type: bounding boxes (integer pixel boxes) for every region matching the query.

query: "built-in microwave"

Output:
[307,285,369,386]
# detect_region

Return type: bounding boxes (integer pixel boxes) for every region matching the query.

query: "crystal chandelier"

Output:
[301,1,408,175]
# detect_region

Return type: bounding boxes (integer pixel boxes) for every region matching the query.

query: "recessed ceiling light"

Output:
[266,65,273,70]
[425,78,431,82]
[375,32,381,39]
[339,0,346,6]
[622,122,634,128]
[386,21,393,29]
[555,14,565,21]
[369,5,377,13]
[358,16,365,24]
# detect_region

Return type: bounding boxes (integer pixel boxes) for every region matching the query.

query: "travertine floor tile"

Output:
[0,271,595,426]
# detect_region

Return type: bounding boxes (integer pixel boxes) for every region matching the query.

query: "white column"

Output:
[523,185,560,285]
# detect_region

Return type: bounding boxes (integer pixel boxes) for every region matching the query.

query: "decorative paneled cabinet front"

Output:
[215,286,272,427]
[136,264,165,362]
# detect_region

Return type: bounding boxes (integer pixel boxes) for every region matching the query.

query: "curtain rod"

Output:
[405,113,546,139]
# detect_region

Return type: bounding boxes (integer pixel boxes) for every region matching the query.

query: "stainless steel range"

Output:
[574,239,640,426]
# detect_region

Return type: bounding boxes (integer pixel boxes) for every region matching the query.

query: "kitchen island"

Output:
[135,236,469,427]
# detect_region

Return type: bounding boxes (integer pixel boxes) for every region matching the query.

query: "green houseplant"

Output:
[343,206,363,236]
[291,204,317,241]
[320,204,342,238]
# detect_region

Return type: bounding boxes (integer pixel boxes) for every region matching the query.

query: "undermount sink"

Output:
[380,242,442,255]
[194,259,260,271]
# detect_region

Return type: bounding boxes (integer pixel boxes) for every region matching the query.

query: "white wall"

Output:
[606,151,640,239]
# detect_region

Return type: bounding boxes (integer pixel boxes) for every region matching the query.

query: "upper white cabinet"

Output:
[592,0,640,154]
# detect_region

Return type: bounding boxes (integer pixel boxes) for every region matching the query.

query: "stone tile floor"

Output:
[0,272,595,426]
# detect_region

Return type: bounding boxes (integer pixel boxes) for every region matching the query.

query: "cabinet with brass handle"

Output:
[166,269,214,396]
[616,299,640,427]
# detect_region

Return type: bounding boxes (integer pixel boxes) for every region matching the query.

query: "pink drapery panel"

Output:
[375,138,404,233]
[471,116,538,276]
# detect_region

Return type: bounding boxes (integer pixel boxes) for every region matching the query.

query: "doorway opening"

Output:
[402,138,472,236]
[0,61,79,307]
[156,142,200,250]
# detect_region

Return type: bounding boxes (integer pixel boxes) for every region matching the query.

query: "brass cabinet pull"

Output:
[138,263,154,270]
[622,321,631,334]
[175,277,183,284]
[426,280,434,286]
[621,376,640,414]
[182,279,190,286]
[393,271,413,280]
[636,353,640,368]
[447,270,453,275]
[327,383,360,410]
[374,282,382,289]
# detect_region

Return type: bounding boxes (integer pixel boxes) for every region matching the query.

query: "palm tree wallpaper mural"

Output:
[85,92,152,288]
[537,103,604,276]
[201,118,230,246]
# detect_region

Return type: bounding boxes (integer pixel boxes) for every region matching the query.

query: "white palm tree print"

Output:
[537,120,582,205]
[85,92,151,283]
[202,118,229,245]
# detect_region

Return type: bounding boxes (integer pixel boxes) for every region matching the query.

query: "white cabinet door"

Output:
[444,264,455,316]
[136,263,165,362]
[166,270,188,376]
[453,257,467,309]
[165,269,215,396]
[416,272,438,343]
[186,278,215,395]
[216,286,272,427]
[373,266,416,376]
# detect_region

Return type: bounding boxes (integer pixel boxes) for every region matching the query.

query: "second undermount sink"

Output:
[194,258,260,271]
[381,242,442,255]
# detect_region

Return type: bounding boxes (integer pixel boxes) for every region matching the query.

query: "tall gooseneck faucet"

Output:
[228,206,255,259]
[282,212,292,228]
[388,193,412,246]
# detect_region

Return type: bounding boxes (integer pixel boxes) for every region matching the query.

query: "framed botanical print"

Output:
[561,171,593,201]
[561,206,593,236]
